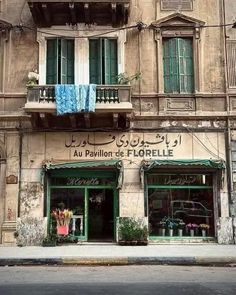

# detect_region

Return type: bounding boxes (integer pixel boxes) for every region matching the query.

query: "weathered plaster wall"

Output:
[16,216,46,246]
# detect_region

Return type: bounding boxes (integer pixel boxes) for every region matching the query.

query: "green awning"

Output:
[42,160,124,189]
[140,159,225,188]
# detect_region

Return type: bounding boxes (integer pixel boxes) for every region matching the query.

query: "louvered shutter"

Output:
[46,39,58,84]
[89,39,102,84]
[104,39,118,84]
[163,38,179,93]
[178,38,194,93]
[163,38,194,93]
[227,41,236,87]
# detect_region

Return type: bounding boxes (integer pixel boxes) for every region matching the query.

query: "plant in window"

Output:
[117,72,142,85]
[186,223,199,230]
[51,208,73,236]
[199,224,210,230]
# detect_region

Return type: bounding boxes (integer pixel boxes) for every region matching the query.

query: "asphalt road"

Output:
[0,265,236,295]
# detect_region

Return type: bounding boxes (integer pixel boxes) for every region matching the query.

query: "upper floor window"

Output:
[161,0,193,11]
[163,38,194,93]
[89,38,118,84]
[46,38,75,84]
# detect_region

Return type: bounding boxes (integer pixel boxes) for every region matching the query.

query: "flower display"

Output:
[51,209,73,226]
[199,224,210,230]
[186,223,199,230]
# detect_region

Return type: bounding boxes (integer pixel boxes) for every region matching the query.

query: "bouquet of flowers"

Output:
[51,209,73,226]
[199,224,210,230]
[186,223,199,230]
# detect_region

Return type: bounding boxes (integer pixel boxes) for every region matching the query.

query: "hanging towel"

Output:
[55,84,77,115]
[76,84,97,112]
[55,84,96,115]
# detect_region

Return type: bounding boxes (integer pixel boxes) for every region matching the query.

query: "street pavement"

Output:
[0,243,236,266]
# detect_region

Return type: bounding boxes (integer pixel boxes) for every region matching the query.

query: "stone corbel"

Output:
[194,26,201,40]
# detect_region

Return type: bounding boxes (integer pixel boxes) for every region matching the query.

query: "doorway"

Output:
[88,189,114,241]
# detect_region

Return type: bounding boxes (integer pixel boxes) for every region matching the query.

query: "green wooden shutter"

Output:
[163,38,193,93]
[178,38,194,93]
[46,39,58,84]
[89,39,102,84]
[163,38,179,93]
[66,40,75,84]
[60,39,74,84]
[104,39,118,84]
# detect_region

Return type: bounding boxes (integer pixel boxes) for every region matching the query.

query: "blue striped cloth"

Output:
[55,84,96,115]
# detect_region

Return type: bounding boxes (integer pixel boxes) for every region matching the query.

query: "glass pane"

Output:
[50,188,85,237]
[148,186,214,238]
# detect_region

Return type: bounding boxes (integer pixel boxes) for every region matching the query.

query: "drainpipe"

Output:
[17,125,23,219]
[222,0,235,242]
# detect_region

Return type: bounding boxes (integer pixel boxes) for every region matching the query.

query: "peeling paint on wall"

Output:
[16,217,46,246]
[20,182,42,215]
[217,217,234,244]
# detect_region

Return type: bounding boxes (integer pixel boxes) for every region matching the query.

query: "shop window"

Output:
[161,0,193,11]
[50,188,85,237]
[148,174,215,238]
[46,38,75,84]
[89,38,118,84]
[163,38,194,93]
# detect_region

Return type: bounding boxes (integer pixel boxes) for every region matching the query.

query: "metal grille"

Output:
[227,41,236,87]
[161,0,193,10]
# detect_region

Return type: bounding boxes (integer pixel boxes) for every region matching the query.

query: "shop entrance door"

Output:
[88,189,114,241]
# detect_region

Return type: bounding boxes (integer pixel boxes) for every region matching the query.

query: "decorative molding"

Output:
[166,98,195,111]
[6,175,18,184]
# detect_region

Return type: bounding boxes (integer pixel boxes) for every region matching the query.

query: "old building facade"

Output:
[0,0,235,245]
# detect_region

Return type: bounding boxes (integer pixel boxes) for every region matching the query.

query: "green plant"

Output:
[42,234,57,247]
[117,72,141,85]
[118,217,148,242]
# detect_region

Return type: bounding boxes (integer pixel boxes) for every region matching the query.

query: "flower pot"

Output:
[161,228,166,236]
[190,229,194,237]
[169,229,173,237]
[201,229,206,237]
[57,225,69,235]
[178,229,183,237]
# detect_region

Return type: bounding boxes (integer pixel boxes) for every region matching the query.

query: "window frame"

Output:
[154,14,203,95]
[163,37,194,94]
[37,27,126,85]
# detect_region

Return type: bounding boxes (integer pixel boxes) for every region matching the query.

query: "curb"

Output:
[1,256,236,266]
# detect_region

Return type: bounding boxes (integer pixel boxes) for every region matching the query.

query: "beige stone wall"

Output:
[0,0,225,96]
[21,131,226,219]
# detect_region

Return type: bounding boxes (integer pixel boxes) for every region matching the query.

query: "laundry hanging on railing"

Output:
[55,84,97,115]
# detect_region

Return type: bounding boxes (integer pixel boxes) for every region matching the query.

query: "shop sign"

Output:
[66,177,99,186]
[64,133,182,158]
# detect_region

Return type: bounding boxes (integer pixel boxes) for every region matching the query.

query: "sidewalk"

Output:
[0,244,236,266]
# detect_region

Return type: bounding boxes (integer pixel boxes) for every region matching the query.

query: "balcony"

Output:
[27,0,130,27]
[24,85,132,129]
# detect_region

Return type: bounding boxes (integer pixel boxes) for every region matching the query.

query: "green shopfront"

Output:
[44,160,123,242]
[141,160,225,241]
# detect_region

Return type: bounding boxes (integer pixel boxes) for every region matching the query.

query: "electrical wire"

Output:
[18,24,140,38]
[184,127,225,161]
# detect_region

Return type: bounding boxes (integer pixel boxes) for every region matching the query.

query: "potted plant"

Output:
[177,220,185,237]
[186,223,199,237]
[117,72,141,85]
[118,217,148,246]
[199,224,210,237]
[26,70,39,87]
[42,234,57,247]
[159,219,166,236]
